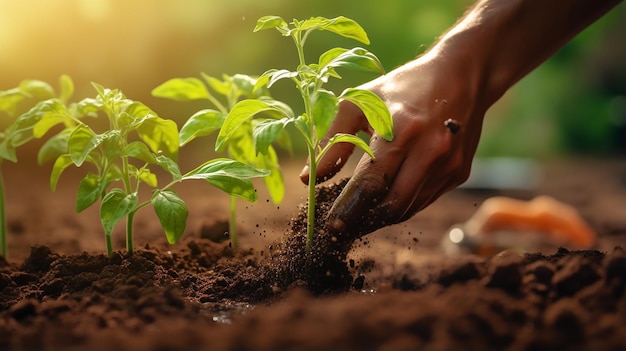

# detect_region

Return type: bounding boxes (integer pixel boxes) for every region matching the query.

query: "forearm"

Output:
[428,0,622,109]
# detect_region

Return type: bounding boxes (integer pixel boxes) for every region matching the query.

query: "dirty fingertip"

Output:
[299,165,310,183]
[330,218,346,232]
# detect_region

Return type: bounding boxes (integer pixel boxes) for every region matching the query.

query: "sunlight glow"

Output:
[449,227,464,244]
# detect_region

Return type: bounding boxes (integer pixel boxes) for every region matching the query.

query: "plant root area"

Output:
[0,156,625,351]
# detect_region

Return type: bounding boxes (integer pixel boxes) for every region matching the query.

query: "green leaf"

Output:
[100,189,138,238]
[312,89,338,140]
[325,133,375,160]
[183,158,270,202]
[76,173,103,212]
[318,47,384,78]
[38,129,71,165]
[49,154,73,191]
[135,116,179,159]
[216,99,288,152]
[0,140,17,163]
[68,124,98,166]
[19,79,55,100]
[179,109,225,146]
[227,125,257,165]
[184,158,270,180]
[231,74,267,98]
[4,99,65,148]
[317,16,370,44]
[253,118,291,155]
[138,168,158,187]
[0,88,25,116]
[122,141,158,164]
[257,145,284,204]
[267,69,299,88]
[151,189,188,244]
[155,155,182,181]
[151,78,211,101]
[202,73,229,96]
[254,15,288,32]
[340,88,393,141]
[58,74,74,103]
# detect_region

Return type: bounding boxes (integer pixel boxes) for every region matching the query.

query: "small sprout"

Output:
[35,83,268,256]
[218,16,393,252]
[153,73,291,249]
[0,75,73,258]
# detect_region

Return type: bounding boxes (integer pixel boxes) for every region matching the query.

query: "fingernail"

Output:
[331,218,345,232]
[299,165,309,178]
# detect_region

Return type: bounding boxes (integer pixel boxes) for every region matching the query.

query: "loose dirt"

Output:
[0,155,624,350]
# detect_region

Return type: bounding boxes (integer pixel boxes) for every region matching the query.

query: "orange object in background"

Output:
[443,196,597,256]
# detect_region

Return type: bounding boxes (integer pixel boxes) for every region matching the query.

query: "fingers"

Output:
[326,134,404,237]
[299,101,370,185]
[327,129,469,237]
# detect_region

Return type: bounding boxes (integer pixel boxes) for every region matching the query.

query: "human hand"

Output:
[300,56,487,237]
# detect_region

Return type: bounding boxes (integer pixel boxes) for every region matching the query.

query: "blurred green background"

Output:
[1,0,624,159]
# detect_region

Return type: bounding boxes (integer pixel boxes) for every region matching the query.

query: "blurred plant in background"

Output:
[1,0,624,159]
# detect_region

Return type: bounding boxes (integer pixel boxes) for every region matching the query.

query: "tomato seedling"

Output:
[153,73,292,248]
[33,83,268,255]
[0,75,74,257]
[216,16,393,252]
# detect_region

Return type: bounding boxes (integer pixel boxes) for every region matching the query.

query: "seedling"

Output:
[0,75,74,257]
[216,16,393,251]
[33,83,269,255]
[153,74,292,248]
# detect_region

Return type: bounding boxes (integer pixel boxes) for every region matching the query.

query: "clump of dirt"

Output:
[269,178,358,294]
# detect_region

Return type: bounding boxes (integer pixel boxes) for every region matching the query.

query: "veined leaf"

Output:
[49,154,73,192]
[317,16,370,44]
[257,145,284,204]
[76,173,103,212]
[227,125,257,165]
[38,129,71,165]
[253,118,291,155]
[151,77,211,101]
[183,158,270,181]
[322,133,375,162]
[6,99,65,147]
[179,109,225,146]
[267,69,299,88]
[122,141,158,164]
[135,116,179,159]
[340,88,393,141]
[156,155,182,181]
[254,15,288,32]
[68,124,98,166]
[100,189,138,238]
[312,89,338,141]
[202,73,229,96]
[216,99,290,152]
[318,47,384,78]
[151,189,188,244]
[138,168,158,187]
[183,158,269,201]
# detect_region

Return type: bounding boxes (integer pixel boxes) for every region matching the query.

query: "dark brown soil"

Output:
[0,156,625,350]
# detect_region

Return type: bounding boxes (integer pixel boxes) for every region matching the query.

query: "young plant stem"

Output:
[105,232,113,257]
[121,156,134,255]
[0,168,6,258]
[306,148,317,252]
[229,194,238,249]
[126,211,135,255]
